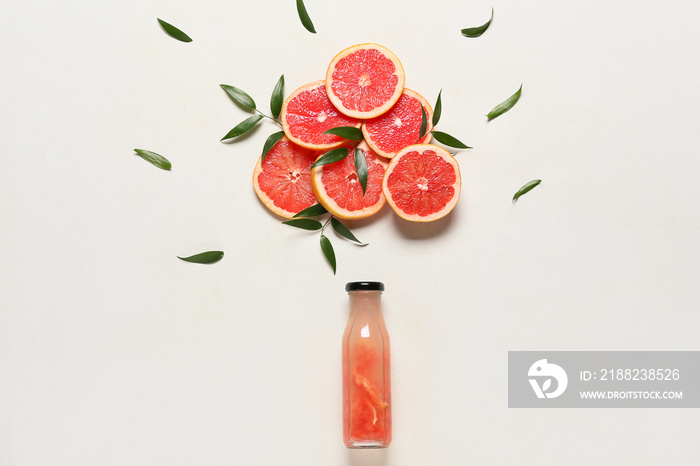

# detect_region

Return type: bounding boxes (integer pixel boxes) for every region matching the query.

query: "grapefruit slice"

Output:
[325,43,405,119]
[382,144,461,222]
[362,88,433,159]
[280,80,361,151]
[311,141,387,220]
[253,136,320,218]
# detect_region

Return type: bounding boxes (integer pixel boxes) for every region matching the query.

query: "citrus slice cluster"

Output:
[253,43,461,222]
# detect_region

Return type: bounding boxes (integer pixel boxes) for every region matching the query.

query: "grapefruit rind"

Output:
[252,137,320,219]
[362,88,434,159]
[280,80,362,151]
[311,141,388,220]
[325,43,405,119]
[382,144,461,222]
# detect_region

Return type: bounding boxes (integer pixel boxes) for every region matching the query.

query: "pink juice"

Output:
[342,282,391,448]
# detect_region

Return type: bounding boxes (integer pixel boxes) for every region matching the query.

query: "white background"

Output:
[2,0,699,465]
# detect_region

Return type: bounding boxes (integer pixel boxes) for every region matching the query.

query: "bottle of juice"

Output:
[342,281,391,448]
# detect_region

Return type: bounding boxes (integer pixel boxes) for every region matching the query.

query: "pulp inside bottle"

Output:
[343,294,391,448]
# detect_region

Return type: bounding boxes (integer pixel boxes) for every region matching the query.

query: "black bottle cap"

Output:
[345,281,385,292]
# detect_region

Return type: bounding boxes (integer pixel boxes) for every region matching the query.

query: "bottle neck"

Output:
[348,291,383,315]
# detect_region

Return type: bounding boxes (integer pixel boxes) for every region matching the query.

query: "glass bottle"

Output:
[342,281,391,448]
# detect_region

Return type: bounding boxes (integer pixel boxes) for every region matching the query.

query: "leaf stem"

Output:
[321,216,332,234]
[255,109,282,127]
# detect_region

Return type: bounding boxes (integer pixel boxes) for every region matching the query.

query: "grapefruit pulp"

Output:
[362,88,433,159]
[253,137,320,218]
[280,80,361,151]
[347,342,390,444]
[382,144,461,222]
[311,141,387,220]
[325,43,405,119]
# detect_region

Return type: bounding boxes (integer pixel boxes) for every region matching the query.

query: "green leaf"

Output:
[431,131,472,149]
[221,114,263,141]
[487,84,522,120]
[320,235,336,274]
[296,0,316,33]
[293,203,328,218]
[323,126,363,140]
[419,105,428,140]
[282,218,323,230]
[261,131,285,162]
[157,18,192,42]
[133,149,172,170]
[461,8,493,38]
[432,89,442,126]
[220,84,256,111]
[311,147,349,169]
[177,251,224,264]
[331,217,367,246]
[270,75,285,120]
[512,179,542,202]
[354,147,368,195]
